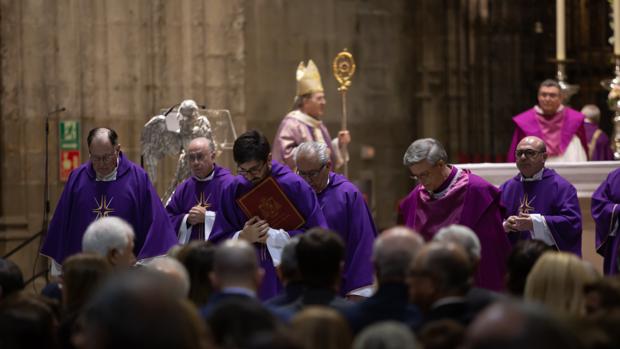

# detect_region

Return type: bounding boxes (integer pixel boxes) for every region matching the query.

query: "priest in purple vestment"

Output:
[41,128,177,274]
[166,137,235,244]
[581,104,614,161]
[592,167,620,274]
[272,59,350,171]
[507,79,588,162]
[294,141,376,299]
[500,136,582,255]
[209,130,328,300]
[398,138,511,291]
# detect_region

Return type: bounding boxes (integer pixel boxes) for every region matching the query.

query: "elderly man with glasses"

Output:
[209,130,327,300]
[294,141,376,300]
[500,136,582,255]
[165,137,236,244]
[41,128,177,275]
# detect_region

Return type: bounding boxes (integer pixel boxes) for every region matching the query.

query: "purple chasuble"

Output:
[41,153,177,265]
[210,161,328,300]
[584,122,614,161]
[317,172,376,296]
[499,168,582,255]
[507,107,587,162]
[166,165,235,241]
[592,168,620,274]
[398,168,512,291]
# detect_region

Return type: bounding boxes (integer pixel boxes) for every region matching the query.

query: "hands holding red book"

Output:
[240,216,270,243]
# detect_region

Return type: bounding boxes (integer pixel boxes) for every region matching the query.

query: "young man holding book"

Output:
[209,130,327,300]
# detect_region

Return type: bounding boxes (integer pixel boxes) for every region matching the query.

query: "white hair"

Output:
[434,224,481,260]
[295,141,330,165]
[403,138,447,166]
[581,104,600,124]
[82,217,135,257]
[145,256,191,299]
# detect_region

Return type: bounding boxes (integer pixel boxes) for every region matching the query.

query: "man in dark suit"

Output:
[340,226,425,334]
[409,242,475,328]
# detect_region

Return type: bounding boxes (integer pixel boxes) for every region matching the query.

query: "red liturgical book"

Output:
[237,177,306,230]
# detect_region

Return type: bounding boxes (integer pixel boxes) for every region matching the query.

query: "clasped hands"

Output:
[504,213,534,233]
[338,130,351,148]
[240,216,270,244]
[187,205,207,225]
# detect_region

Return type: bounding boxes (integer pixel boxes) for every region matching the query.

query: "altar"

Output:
[459,161,619,273]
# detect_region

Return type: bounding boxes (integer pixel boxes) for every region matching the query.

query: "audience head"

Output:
[403,138,449,192]
[464,300,580,349]
[294,142,331,193]
[75,270,210,349]
[524,251,599,316]
[277,236,302,284]
[233,130,272,185]
[373,226,424,283]
[418,319,464,349]
[0,293,59,349]
[434,225,481,268]
[583,276,620,316]
[211,239,263,292]
[515,136,547,178]
[0,258,24,301]
[296,228,345,290]
[408,242,472,312]
[82,216,136,268]
[537,79,562,115]
[505,240,553,296]
[353,321,418,349]
[291,306,352,349]
[208,297,279,349]
[581,104,601,124]
[187,137,216,179]
[145,256,191,299]
[176,241,216,306]
[61,253,110,313]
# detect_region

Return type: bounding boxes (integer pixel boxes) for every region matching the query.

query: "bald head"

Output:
[211,240,262,290]
[517,136,546,153]
[145,256,190,299]
[188,137,216,178]
[189,137,215,153]
[373,226,424,283]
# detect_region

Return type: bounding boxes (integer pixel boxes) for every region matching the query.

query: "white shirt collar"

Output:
[520,168,544,182]
[96,158,119,181]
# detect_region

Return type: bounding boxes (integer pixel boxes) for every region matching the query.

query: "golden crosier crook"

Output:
[332,50,356,91]
[332,49,355,178]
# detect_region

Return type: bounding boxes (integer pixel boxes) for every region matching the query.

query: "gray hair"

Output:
[292,93,311,110]
[353,321,418,349]
[539,79,561,91]
[189,136,216,153]
[295,141,330,165]
[82,217,135,257]
[434,224,481,261]
[403,138,448,166]
[581,104,601,124]
[144,256,191,299]
[213,240,259,283]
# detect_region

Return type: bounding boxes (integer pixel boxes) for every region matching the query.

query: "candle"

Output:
[615,0,620,55]
[556,0,566,60]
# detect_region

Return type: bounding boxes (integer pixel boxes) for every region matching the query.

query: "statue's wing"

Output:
[141,115,182,182]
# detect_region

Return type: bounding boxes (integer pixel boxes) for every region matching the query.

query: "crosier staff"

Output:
[332,49,356,178]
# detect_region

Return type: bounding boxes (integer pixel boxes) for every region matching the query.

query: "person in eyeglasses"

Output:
[398,138,511,291]
[41,127,177,276]
[506,79,588,162]
[165,137,235,244]
[500,136,582,255]
[208,130,328,300]
[294,141,376,300]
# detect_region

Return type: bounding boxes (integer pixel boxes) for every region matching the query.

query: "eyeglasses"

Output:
[237,161,267,176]
[188,152,206,162]
[515,149,545,159]
[297,164,326,179]
[90,151,117,163]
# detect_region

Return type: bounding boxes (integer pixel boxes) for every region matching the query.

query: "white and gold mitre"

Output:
[296,59,324,96]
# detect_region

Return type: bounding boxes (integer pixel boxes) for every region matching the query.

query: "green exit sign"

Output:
[59,120,80,150]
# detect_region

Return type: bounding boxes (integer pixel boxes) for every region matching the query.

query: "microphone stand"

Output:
[4,107,66,287]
